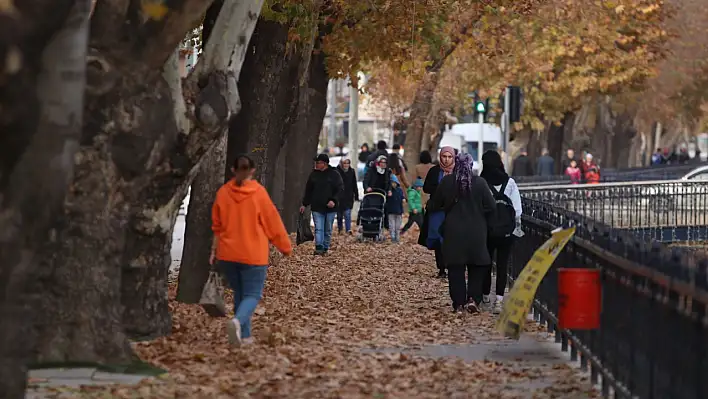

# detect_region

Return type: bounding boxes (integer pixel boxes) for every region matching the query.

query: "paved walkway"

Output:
[28,223,595,398]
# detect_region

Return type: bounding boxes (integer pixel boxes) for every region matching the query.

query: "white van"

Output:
[438,123,503,170]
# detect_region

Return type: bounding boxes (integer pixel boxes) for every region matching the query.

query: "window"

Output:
[466,142,499,161]
[689,172,708,181]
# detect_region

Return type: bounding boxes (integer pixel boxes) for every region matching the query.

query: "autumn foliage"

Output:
[34,234,596,397]
[366,0,671,133]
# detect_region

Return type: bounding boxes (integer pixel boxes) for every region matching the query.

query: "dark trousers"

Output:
[434,246,445,272]
[401,212,423,233]
[448,264,490,308]
[484,236,514,296]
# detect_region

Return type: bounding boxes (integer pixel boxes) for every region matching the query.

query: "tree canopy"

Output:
[366,0,670,132]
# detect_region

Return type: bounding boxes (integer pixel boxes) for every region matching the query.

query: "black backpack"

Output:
[488,180,516,238]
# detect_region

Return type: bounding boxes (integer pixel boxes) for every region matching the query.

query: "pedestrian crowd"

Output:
[206,141,527,347]
[512,147,602,184]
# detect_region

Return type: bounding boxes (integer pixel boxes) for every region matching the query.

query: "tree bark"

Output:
[31,0,256,363]
[545,112,574,173]
[0,1,90,395]
[402,72,440,171]
[120,0,264,338]
[282,47,330,232]
[226,18,314,192]
[175,134,227,304]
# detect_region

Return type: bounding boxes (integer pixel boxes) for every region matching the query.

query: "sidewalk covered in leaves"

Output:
[78,234,596,398]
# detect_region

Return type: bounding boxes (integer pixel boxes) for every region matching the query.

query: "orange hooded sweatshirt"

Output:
[212,179,292,265]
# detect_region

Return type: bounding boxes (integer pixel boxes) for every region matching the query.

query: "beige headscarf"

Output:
[439,146,456,175]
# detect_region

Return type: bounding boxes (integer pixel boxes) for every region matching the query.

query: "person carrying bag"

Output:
[210,154,292,347]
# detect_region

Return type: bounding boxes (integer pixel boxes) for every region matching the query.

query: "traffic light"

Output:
[474,98,490,122]
[508,86,523,123]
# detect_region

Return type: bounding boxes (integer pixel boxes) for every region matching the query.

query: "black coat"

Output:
[561,156,576,173]
[366,149,389,167]
[431,175,496,266]
[336,165,359,210]
[512,155,534,177]
[418,165,445,247]
[302,167,344,214]
[363,167,392,192]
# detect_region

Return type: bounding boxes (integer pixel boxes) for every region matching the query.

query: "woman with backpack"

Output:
[479,150,523,314]
[431,153,496,313]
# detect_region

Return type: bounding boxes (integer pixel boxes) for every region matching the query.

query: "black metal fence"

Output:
[521,181,708,247]
[515,163,705,186]
[513,199,708,399]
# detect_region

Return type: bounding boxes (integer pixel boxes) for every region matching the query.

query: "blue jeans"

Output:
[337,208,352,232]
[219,261,267,339]
[312,211,336,250]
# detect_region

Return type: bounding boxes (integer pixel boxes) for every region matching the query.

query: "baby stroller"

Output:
[357,188,387,242]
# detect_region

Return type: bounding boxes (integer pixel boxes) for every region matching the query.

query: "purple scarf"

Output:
[453,153,474,197]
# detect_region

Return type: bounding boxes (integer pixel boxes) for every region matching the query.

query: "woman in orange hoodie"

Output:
[211,154,292,347]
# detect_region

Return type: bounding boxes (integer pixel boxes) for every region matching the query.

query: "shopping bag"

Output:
[199,270,226,317]
[296,212,314,245]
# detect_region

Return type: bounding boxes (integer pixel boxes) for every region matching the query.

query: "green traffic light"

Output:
[475,101,486,113]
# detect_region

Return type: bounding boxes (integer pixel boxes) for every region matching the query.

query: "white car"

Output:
[641,165,708,211]
[680,165,708,181]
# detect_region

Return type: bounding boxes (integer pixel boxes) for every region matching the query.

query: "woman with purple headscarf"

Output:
[431,153,496,313]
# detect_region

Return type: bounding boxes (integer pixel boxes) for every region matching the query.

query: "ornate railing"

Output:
[520,181,708,247]
[514,199,708,398]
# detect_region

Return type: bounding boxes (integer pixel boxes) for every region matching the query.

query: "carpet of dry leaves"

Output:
[72,231,596,398]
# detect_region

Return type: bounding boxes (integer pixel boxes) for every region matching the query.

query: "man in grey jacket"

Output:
[536,148,555,177]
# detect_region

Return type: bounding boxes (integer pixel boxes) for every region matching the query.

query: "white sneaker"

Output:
[493,295,504,314]
[226,318,242,347]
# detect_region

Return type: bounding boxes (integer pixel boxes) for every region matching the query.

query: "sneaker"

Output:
[436,270,447,279]
[226,318,242,347]
[464,300,480,314]
[452,305,465,314]
[493,295,504,314]
[314,245,324,255]
[242,337,255,346]
[347,231,353,235]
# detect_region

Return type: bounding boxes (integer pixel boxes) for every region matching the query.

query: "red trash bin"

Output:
[558,268,601,330]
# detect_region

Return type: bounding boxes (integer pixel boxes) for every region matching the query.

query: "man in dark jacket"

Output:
[512,148,534,177]
[300,154,344,255]
[335,158,359,234]
[366,141,389,171]
[536,148,555,177]
[560,148,576,172]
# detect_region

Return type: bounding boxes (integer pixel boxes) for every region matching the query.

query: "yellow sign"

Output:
[496,227,576,340]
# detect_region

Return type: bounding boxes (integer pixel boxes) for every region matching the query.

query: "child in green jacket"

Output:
[401,178,424,235]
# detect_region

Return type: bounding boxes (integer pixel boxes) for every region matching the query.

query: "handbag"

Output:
[296,211,314,245]
[199,270,226,317]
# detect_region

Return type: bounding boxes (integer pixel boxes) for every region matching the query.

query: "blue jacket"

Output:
[386,186,404,215]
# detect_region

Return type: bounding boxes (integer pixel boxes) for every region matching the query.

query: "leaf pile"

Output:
[64,232,596,398]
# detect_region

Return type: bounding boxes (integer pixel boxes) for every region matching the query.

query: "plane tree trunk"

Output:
[0,1,90,396]
[178,15,321,302]
[282,47,330,232]
[31,0,263,363]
